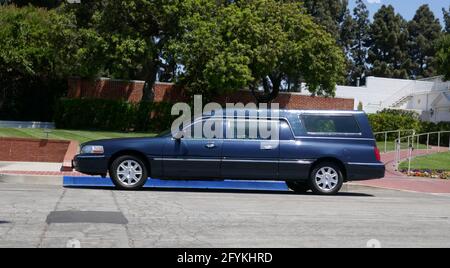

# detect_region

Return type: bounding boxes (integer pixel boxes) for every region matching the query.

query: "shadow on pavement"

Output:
[64,186,374,197]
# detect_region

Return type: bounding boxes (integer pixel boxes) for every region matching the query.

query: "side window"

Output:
[279,120,294,140]
[226,119,289,140]
[184,119,223,139]
[226,119,260,140]
[301,115,361,134]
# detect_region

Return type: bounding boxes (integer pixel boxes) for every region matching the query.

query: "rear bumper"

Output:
[345,162,385,181]
[73,154,109,176]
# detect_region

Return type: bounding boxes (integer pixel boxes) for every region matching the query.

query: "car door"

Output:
[162,118,224,179]
[221,118,280,180]
[278,119,311,180]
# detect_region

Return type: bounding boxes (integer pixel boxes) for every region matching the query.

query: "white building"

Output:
[333,76,450,122]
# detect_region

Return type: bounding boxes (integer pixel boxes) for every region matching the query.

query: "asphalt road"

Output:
[0,183,450,248]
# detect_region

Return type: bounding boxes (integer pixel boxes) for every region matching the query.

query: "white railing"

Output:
[381,81,415,108]
[0,120,55,129]
[394,131,450,174]
[373,129,416,153]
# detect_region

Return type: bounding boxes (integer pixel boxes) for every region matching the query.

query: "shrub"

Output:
[54,98,175,132]
[419,121,450,147]
[368,109,421,140]
[368,109,450,146]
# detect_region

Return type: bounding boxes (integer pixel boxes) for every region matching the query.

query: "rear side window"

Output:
[301,115,361,134]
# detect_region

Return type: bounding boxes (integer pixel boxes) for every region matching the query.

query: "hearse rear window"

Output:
[301,115,361,134]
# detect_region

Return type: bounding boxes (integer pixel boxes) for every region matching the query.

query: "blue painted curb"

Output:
[63,176,290,192]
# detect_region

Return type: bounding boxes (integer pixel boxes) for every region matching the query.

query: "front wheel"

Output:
[110,155,148,190]
[309,162,344,195]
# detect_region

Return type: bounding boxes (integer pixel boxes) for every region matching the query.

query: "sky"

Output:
[348,0,450,25]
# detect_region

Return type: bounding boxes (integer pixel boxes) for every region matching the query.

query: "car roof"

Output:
[202,109,365,117]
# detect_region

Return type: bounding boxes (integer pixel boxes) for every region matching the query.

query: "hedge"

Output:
[368,109,422,140]
[368,109,450,146]
[54,98,175,132]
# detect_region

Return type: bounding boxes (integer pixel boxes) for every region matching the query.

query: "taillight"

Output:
[374,147,381,162]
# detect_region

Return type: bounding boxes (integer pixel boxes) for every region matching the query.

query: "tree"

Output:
[0,0,63,8]
[171,0,345,103]
[0,5,97,120]
[368,5,411,79]
[444,6,450,33]
[302,0,349,42]
[436,34,450,80]
[408,5,442,79]
[346,0,370,86]
[64,0,181,100]
[339,9,355,85]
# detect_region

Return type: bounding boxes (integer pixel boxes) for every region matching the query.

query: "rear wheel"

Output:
[286,181,310,193]
[110,155,148,190]
[309,162,343,195]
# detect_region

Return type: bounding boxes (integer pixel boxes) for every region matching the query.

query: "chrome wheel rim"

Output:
[116,160,143,186]
[315,167,339,192]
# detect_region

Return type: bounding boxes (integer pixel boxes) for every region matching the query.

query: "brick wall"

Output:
[212,90,354,110]
[68,78,354,110]
[68,77,145,102]
[0,137,70,163]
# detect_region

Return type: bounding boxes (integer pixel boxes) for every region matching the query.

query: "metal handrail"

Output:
[394,131,450,174]
[374,129,416,153]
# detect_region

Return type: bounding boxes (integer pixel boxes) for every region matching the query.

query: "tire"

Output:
[109,155,148,190]
[286,181,310,193]
[309,162,344,195]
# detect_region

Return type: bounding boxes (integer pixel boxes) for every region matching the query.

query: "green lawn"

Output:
[0,128,157,144]
[376,141,430,152]
[399,151,450,171]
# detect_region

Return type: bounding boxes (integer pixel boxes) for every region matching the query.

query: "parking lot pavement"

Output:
[1,183,450,248]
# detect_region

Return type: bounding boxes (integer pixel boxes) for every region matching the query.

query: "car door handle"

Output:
[205,143,216,149]
[262,145,274,150]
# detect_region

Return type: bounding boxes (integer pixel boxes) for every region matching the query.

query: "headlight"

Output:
[80,145,104,154]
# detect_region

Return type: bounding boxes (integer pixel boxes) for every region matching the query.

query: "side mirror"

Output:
[173,131,185,140]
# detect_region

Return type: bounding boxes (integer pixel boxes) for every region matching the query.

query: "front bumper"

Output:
[73,154,109,176]
[346,162,385,181]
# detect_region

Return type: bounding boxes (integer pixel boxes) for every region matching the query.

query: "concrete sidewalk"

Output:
[0,161,62,172]
[0,161,82,185]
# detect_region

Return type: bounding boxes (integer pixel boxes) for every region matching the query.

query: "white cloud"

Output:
[366,0,382,4]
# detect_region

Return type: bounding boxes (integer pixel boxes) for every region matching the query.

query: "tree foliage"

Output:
[408,4,442,79]
[301,0,348,42]
[436,34,450,81]
[368,5,410,79]
[2,0,450,121]
[0,5,97,120]
[444,6,450,33]
[343,0,370,86]
[170,0,345,103]
[0,0,63,8]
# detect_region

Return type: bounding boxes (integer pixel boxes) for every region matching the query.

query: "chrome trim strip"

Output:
[155,158,314,164]
[306,132,363,136]
[347,162,385,166]
[76,155,105,158]
[222,159,277,163]
[295,136,375,141]
[153,158,219,162]
[279,160,314,164]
